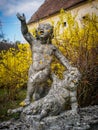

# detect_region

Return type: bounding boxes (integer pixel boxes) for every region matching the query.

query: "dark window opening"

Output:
[64,22,66,26]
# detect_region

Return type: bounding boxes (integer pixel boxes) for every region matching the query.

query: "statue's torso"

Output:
[31,40,55,71]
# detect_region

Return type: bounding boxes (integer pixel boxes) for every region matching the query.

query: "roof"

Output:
[28,0,87,24]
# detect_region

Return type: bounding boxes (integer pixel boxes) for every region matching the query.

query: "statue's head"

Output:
[36,23,53,41]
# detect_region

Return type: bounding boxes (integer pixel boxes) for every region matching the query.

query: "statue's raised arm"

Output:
[16,13,34,45]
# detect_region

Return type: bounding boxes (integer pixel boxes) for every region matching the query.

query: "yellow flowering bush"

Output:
[52,10,98,106]
[0,43,32,99]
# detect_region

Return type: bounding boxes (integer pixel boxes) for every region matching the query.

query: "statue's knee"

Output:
[33,93,40,101]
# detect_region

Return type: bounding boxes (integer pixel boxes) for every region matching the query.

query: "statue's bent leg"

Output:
[30,68,50,100]
[30,68,50,83]
[20,68,50,106]
[20,66,35,106]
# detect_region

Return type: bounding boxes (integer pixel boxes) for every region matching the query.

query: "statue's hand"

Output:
[16,13,26,22]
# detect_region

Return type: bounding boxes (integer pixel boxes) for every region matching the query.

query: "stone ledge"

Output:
[0,105,98,130]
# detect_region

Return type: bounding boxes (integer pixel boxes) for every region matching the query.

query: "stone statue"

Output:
[8,66,81,120]
[21,66,81,120]
[7,13,81,121]
[16,13,75,106]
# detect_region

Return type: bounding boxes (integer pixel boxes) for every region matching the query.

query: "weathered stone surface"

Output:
[0,105,98,130]
[14,13,81,122]
[7,67,81,120]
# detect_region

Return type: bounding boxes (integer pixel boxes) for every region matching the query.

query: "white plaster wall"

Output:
[28,0,98,31]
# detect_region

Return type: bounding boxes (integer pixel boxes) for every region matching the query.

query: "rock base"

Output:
[0,105,98,130]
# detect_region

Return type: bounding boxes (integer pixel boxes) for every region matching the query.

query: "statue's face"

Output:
[36,23,53,39]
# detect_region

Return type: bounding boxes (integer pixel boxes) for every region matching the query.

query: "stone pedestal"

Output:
[0,105,98,130]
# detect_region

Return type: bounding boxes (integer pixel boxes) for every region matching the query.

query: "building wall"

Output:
[28,0,98,32]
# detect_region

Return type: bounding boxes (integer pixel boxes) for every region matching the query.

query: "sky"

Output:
[0,0,45,43]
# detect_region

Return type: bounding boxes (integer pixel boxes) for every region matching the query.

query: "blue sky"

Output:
[0,0,45,43]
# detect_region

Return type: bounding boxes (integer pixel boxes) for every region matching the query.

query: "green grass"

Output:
[0,88,26,121]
